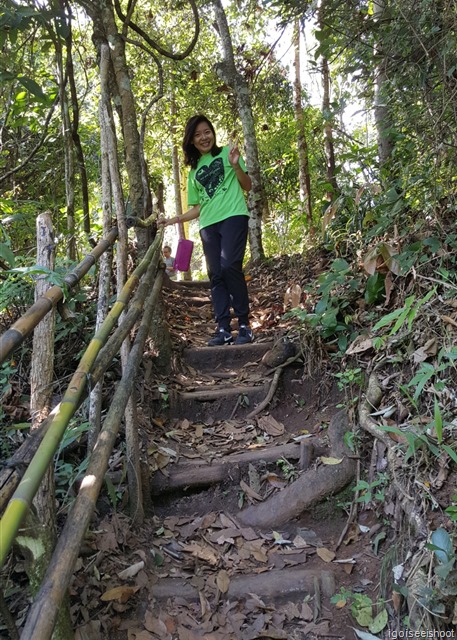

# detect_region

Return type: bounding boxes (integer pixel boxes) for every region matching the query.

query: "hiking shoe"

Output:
[235,325,253,345]
[208,328,233,346]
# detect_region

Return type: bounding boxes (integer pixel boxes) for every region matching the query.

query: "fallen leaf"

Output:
[351,630,381,640]
[100,585,140,603]
[240,479,263,501]
[257,415,285,436]
[118,561,145,580]
[442,314,457,328]
[316,547,336,562]
[181,542,219,566]
[346,335,373,355]
[320,456,343,465]
[264,473,288,489]
[216,569,230,593]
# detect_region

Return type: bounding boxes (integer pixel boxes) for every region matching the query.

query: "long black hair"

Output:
[182,115,222,170]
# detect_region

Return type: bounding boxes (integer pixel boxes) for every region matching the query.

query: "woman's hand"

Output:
[228,138,241,167]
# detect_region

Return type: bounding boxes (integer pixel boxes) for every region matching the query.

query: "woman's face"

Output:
[192,121,215,155]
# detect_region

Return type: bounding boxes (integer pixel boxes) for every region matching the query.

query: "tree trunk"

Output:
[88,49,114,453]
[212,0,267,262]
[55,36,76,260]
[85,0,147,255]
[65,9,91,236]
[373,0,395,174]
[21,211,74,639]
[318,0,338,203]
[293,20,313,235]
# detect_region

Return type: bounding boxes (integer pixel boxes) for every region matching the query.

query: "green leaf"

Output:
[442,445,457,465]
[369,609,388,634]
[434,399,443,444]
[17,76,48,102]
[351,630,381,640]
[0,243,15,267]
[430,528,454,564]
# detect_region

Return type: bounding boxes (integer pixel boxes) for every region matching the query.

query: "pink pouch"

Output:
[174,238,194,271]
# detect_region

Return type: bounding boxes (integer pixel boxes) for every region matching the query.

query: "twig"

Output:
[246,368,283,419]
[0,587,19,640]
[263,352,303,376]
[336,459,360,551]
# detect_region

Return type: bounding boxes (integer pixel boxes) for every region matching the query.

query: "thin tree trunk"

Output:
[65,7,91,235]
[318,0,338,202]
[88,47,114,453]
[212,0,267,262]
[97,42,143,524]
[170,91,192,280]
[19,211,74,640]
[99,0,146,255]
[293,20,313,235]
[373,0,394,173]
[56,37,76,260]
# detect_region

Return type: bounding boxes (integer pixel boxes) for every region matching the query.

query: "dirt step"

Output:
[169,382,270,421]
[182,341,274,373]
[151,567,336,601]
[150,440,320,494]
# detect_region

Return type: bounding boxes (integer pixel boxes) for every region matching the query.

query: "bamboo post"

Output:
[0,230,162,566]
[21,270,164,640]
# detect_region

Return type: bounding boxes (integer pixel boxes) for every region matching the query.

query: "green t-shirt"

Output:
[187,145,249,229]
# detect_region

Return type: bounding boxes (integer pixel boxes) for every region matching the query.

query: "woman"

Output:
[160,115,253,346]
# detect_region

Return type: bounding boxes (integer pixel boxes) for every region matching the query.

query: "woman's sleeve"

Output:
[187,172,199,206]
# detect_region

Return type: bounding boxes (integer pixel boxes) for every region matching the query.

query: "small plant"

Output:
[276,456,298,482]
[335,367,363,409]
[353,472,389,506]
[331,588,388,634]
[334,367,362,390]
[158,384,169,410]
[445,495,457,522]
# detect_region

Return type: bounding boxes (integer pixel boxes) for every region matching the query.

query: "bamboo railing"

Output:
[0,229,163,568]
[0,226,119,364]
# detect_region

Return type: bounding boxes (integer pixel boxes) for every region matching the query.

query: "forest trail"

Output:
[70,263,387,640]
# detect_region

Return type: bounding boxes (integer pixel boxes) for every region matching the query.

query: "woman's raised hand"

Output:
[228,138,240,167]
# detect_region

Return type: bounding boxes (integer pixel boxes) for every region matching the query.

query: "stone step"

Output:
[182,341,273,373]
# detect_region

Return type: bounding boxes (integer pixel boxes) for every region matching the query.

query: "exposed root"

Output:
[236,411,356,528]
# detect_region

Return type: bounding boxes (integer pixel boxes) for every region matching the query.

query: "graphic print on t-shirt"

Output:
[196,157,224,199]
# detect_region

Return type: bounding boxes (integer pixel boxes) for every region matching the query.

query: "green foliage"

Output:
[445,496,457,523]
[287,258,361,352]
[353,473,389,506]
[372,289,435,337]
[331,588,388,634]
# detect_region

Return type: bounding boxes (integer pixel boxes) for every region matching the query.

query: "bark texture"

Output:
[293,20,313,234]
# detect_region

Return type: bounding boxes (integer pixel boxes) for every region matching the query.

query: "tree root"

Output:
[236,410,356,529]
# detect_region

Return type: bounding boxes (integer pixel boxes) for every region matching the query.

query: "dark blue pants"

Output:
[200,215,250,330]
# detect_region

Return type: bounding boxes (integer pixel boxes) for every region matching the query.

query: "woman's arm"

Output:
[232,163,252,192]
[158,204,201,227]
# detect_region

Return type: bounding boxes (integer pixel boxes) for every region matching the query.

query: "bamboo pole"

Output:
[0,253,164,514]
[0,230,162,566]
[21,270,164,640]
[0,227,119,364]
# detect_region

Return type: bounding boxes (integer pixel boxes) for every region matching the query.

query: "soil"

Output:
[66,265,389,640]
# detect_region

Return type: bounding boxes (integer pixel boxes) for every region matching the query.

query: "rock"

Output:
[261,337,297,368]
